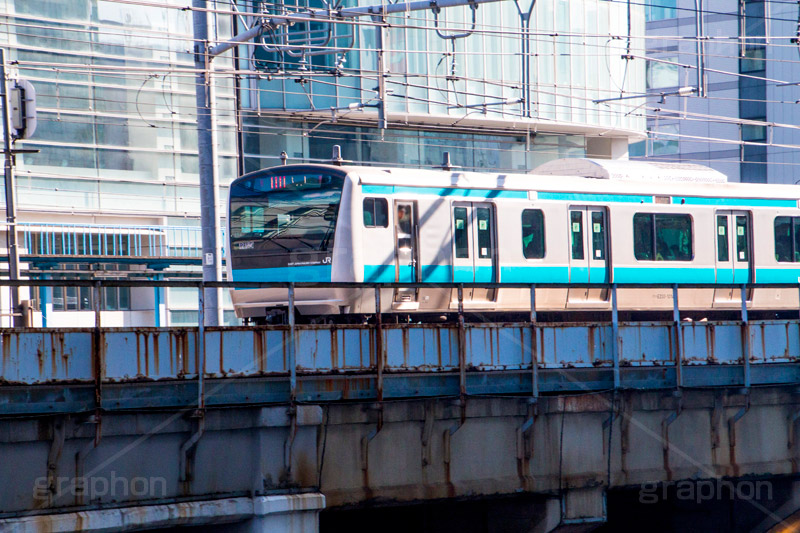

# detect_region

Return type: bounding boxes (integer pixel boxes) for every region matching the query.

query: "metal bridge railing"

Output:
[1,280,800,415]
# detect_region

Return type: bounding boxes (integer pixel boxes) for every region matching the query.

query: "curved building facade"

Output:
[239,0,646,172]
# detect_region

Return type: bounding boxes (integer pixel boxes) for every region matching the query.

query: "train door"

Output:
[451,202,497,302]
[714,210,752,303]
[394,200,419,304]
[567,206,610,303]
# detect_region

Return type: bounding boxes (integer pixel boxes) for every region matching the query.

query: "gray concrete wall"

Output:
[3,387,800,531]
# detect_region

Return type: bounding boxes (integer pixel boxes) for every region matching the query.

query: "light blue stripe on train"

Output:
[232,264,800,284]
[233,265,332,282]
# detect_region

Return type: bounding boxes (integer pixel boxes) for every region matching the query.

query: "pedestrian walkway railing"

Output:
[17,222,222,258]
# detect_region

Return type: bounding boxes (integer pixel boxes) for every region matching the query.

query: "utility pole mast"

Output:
[0,49,21,327]
[194,0,223,326]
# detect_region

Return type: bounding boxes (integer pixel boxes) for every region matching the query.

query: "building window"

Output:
[740,46,765,73]
[633,213,693,261]
[646,57,679,89]
[363,198,388,228]
[646,0,677,21]
[34,264,132,311]
[650,123,680,156]
[51,286,93,311]
[741,120,767,142]
[741,144,767,183]
[740,0,766,72]
[521,209,545,259]
[774,217,800,262]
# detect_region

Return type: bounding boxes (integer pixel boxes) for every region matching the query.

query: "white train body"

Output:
[226,160,800,318]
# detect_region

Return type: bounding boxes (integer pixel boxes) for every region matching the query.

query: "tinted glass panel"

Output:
[362,197,388,228]
[522,209,545,259]
[454,207,469,258]
[477,208,492,259]
[375,199,388,227]
[363,198,374,226]
[775,216,792,262]
[396,203,414,252]
[794,218,800,263]
[634,213,692,261]
[717,215,729,262]
[735,216,748,262]
[654,214,692,261]
[229,172,343,254]
[396,203,412,235]
[591,211,605,260]
[570,211,584,260]
[633,213,654,260]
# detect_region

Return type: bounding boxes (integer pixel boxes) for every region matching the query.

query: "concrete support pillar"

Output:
[586,137,630,160]
[533,488,606,533]
[217,494,325,533]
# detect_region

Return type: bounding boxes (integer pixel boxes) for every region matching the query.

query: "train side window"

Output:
[454,207,469,258]
[633,213,654,260]
[363,198,388,228]
[570,211,584,260]
[521,209,545,259]
[591,211,606,260]
[774,216,800,262]
[476,208,492,258]
[717,215,729,262]
[735,216,748,262]
[794,218,800,262]
[634,213,693,261]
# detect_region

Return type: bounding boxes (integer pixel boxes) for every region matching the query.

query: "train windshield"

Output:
[229,171,344,258]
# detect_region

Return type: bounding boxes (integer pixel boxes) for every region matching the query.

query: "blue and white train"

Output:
[226,158,800,320]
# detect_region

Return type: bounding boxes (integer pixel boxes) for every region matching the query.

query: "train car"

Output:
[226,158,800,322]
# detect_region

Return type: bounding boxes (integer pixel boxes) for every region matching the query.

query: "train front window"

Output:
[229,171,344,254]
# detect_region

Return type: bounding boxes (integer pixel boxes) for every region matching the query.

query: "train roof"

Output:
[347,161,800,202]
[531,158,727,184]
[234,161,800,203]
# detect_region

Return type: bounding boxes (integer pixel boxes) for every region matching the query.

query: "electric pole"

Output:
[194,0,223,326]
[0,48,21,327]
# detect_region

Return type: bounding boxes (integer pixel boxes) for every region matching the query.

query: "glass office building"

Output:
[636,0,800,183]
[0,0,238,325]
[240,0,644,172]
[0,0,645,325]
[238,0,646,170]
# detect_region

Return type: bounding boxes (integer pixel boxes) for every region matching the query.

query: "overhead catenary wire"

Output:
[3,0,800,181]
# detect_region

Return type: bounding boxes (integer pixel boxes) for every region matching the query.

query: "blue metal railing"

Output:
[18,222,225,258]
[1,280,800,415]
